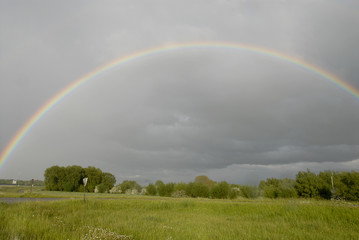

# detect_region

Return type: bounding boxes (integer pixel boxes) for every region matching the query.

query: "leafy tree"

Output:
[186,182,210,198]
[279,178,297,198]
[63,181,74,192]
[194,176,215,187]
[259,178,280,198]
[155,180,164,187]
[146,183,157,196]
[260,178,297,198]
[172,182,188,197]
[240,185,259,198]
[96,183,108,193]
[57,167,67,191]
[44,165,116,193]
[164,183,175,197]
[118,180,141,193]
[229,185,240,199]
[44,165,66,191]
[295,169,319,198]
[65,165,85,192]
[44,166,61,191]
[84,167,103,192]
[211,181,231,199]
[317,171,333,199]
[185,182,195,197]
[156,180,167,196]
[174,182,188,192]
[337,171,359,201]
[102,172,116,192]
[153,180,170,196]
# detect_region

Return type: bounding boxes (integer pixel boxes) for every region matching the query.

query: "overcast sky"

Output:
[1,0,359,185]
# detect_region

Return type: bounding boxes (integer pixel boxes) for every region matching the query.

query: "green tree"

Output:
[174,182,187,191]
[63,181,74,192]
[172,182,188,197]
[44,165,116,193]
[295,169,319,198]
[279,178,297,198]
[84,166,103,192]
[118,180,141,194]
[259,178,280,198]
[102,172,116,192]
[194,175,215,188]
[337,171,359,201]
[229,185,240,199]
[65,165,85,192]
[186,182,210,198]
[211,181,231,199]
[164,183,175,197]
[240,185,259,199]
[146,183,157,196]
[44,165,66,191]
[260,178,297,198]
[317,171,333,199]
[44,166,60,191]
[156,180,167,196]
[96,183,107,193]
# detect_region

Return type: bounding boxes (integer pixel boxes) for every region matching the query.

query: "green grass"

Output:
[0,185,158,199]
[0,185,139,199]
[0,195,358,240]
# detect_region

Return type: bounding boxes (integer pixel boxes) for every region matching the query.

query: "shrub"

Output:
[240,185,259,198]
[211,181,230,199]
[172,190,187,198]
[97,183,107,193]
[229,186,240,199]
[146,184,157,196]
[109,186,122,194]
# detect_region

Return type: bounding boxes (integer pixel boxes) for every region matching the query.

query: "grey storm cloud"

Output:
[1,0,358,184]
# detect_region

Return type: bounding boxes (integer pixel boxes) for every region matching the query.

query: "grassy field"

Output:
[0,186,358,239]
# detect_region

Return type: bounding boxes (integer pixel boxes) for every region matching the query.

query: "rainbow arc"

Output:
[1,41,359,169]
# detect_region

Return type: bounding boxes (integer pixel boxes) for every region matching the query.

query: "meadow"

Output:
[0,185,358,239]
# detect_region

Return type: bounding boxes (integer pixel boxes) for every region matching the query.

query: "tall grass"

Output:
[0,197,358,239]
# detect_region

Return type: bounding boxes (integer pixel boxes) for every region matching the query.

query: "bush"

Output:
[109,186,122,194]
[172,190,187,198]
[156,181,167,196]
[146,184,157,196]
[117,180,141,194]
[97,183,107,193]
[229,186,240,199]
[174,182,188,192]
[185,182,210,198]
[240,185,259,198]
[260,178,297,198]
[192,183,210,198]
[211,181,231,199]
[164,183,175,197]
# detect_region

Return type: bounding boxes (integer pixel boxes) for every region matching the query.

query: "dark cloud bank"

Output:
[1,1,358,184]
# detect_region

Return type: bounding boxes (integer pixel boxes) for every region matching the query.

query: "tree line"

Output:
[0,179,44,186]
[292,169,359,201]
[111,170,358,201]
[43,166,358,201]
[44,165,116,192]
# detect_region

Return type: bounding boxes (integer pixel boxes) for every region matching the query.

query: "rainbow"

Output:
[1,41,359,170]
